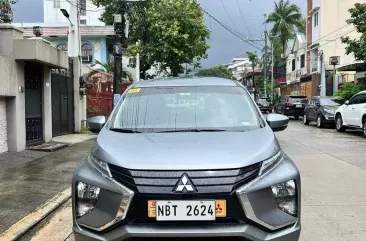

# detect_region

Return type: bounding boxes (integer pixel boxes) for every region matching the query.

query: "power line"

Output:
[235,0,253,37]
[198,6,262,50]
[220,0,241,36]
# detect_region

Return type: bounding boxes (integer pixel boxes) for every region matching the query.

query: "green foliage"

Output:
[341,3,366,63]
[265,0,304,54]
[0,0,17,7]
[335,82,366,100]
[196,65,232,79]
[92,0,210,78]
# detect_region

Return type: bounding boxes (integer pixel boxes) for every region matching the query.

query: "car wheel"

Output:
[294,115,299,120]
[303,114,310,125]
[335,115,346,132]
[317,115,324,128]
[363,119,366,138]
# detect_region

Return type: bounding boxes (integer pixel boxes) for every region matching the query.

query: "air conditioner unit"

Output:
[82,55,93,63]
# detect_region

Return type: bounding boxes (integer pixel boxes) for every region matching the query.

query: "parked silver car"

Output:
[73,77,301,241]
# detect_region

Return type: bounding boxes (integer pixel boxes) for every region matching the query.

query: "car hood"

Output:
[323,105,340,111]
[91,126,280,170]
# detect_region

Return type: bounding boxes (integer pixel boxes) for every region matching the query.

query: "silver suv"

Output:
[72,77,301,241]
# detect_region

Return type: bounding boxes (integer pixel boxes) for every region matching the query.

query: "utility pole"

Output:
[271,42,274,103]
[263,14,268,98]
[113,13,123,109]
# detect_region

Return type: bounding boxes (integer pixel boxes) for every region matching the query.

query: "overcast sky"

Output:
[199,0,306,67]
[13,0,305,68]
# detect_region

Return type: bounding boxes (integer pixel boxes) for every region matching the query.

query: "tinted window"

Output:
[111,86,261,133]
[280,97,287,102]
[288,97,308,103]
[359,94,366,104]
[349,95,361,105]
[320,98,345,106]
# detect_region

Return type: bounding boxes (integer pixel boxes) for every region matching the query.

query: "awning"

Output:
[337,62,366,72]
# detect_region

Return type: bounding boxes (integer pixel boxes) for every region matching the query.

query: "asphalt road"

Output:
[276,118,366,241]
[20,119,366,241]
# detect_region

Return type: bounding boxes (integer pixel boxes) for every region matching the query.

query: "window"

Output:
[314,12,319,27]
[292,59,295,71]
[81,43,93,56]
[56,43,68,51]
[53,0,60,8]
[80,19,87,25]
[280,97,287,103]
[359,94,366,104]
[349,95,361,105]
[300,54,305,68]
[80,0,86,16]
[111,86,261,133]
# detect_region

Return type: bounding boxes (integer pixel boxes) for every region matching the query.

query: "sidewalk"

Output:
[0,135,96,234]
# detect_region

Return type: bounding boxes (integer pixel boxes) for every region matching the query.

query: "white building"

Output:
[286,34,307,85]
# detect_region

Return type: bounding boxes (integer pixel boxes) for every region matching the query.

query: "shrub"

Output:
[335,82,366,100]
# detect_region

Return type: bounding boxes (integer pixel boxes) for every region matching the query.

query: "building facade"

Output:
[306,0,365,96]
[0,24,68,153]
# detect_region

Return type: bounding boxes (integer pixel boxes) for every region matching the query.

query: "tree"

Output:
[196,65,232,79]
[341,3,366,65]
[92,0,210,79]
[247,51,259,99]
[265,0,304,55]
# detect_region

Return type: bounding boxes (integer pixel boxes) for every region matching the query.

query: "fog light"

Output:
[271,180,297,217]
[76,182,100,218]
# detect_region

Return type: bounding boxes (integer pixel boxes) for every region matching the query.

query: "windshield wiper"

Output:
[110,128,141,133]
[156,129,228,133]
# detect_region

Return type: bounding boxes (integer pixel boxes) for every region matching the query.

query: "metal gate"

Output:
[25,62,43,146]
[51,58,74,137]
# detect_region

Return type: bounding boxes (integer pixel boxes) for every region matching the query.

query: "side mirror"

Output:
[87,116,106,133]
[315,102,320,107]
[345,100,349,105]
[266,113,289,132]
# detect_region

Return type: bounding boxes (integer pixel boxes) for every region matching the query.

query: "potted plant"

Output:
[0,0,17,23]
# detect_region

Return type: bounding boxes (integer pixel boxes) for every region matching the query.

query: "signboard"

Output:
[114,14,122,23]
[329,56,340,66]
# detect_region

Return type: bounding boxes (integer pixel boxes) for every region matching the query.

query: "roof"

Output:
[19,26,114,37]
[133,77,237,88]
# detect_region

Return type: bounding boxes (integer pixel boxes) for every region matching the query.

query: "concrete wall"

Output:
[0,57,16,97]
[0,98,8,153]
[13,39,68,69]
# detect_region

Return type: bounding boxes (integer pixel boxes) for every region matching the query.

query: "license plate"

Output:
[148,200,226,221]
[296,104,302,108]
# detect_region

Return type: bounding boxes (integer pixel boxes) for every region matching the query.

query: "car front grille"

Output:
[108,162,262,194]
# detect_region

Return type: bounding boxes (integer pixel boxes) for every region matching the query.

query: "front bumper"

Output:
[72,157,301,241]
[323,114,335,123]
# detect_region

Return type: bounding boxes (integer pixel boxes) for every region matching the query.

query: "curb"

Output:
[0,188,71,241]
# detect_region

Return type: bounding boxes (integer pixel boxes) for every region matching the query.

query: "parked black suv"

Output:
[303,96,345,128]
[275,95,308,119]
[256,97,272,113]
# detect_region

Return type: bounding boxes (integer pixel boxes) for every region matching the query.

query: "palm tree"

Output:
[246,51,259,100]
[91,60,134,82]
[265,0,304,55]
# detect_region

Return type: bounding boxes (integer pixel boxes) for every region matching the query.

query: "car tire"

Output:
[303,114,310,125]
[294,115,299,120]
[335,115,346,132]
[317,114,324,128]
[363,119,366,138]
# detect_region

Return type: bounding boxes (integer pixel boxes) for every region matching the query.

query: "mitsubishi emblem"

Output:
[174,174,196,193]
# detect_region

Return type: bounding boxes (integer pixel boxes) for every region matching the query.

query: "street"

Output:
[11,119,366,241]
[276,119,366,241]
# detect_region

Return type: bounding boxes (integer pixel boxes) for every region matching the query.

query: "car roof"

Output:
[313,96,343,99]
[356,90,366,95]
[133,77,238,88]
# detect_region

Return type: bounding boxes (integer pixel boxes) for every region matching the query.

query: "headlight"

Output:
[324,109,334,114]
[87,154,112,177]
[271,180,297,217]
[76,182,100,218]
[259,151,283,176]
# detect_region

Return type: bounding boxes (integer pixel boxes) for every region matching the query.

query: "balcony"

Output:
[286,67,307,85]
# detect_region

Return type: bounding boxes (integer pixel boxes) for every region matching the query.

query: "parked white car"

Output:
[334,90,366,137]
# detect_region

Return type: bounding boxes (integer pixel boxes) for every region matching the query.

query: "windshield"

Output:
[320,98,345,106]
[110,86,261,133]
